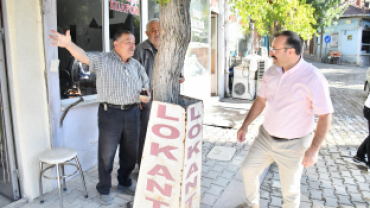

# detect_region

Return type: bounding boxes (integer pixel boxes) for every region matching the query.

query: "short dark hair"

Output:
[113,30,134,42]
[274,31,303,55]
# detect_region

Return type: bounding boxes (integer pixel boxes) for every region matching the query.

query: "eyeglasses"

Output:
[269,47,292,53]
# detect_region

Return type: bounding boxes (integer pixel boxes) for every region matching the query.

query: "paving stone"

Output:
[350,169,363,176]
[201,177,213,188]
[324,196,339,207]
[260,189,269,200]
[205,171,219,179]
[301,184,309,194]
[269,196,282,207]
[343,177,357,185]
[211,164,227,172]
[308,181,320,189]
[227,164,240,172]
[272,180,281,189]
[312,199,326,208]
[350,193,364,203]
[300,193,311,202]
[353,202,369,208]
[260,199,269,207]
[359,183,370,192]
[300,202,312,208]
[211,177,230,188]
[310,189,323,200]
[220,170,235,179]
[205,184,224,196]
[354,175,366,183]
[323,188,335,197]
[338,195,352,205]
[201,194,218,206]
[362,191,370,201]
[346,184,359,193]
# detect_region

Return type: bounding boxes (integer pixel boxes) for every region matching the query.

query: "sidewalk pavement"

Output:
[5,61,370,208]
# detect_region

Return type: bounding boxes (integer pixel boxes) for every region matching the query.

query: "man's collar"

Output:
[141,39,157,51]
[277,56,303,75]
[112,50,132,63]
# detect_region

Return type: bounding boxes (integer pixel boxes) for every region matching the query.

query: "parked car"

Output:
[365,67,370,95]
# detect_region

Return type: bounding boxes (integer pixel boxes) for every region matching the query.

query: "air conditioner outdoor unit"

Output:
[232,55,273,100]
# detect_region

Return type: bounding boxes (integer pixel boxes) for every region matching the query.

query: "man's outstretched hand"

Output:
[49,30,72,48]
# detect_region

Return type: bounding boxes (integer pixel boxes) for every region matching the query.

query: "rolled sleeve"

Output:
[139,65,149,89]
[311,73,334,115]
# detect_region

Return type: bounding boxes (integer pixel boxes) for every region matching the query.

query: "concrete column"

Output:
[2,0,52,200]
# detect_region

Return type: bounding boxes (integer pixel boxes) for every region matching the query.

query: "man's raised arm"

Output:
[49,30,89,65]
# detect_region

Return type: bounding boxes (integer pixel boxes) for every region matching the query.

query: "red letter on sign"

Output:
[146,197,170,208]
[151,142,178,161]
[191,107,201,121]
[121,3,126,12]
[185,175,198,195]
[185,192,197,207]
[152,124,180,139]
[146,179,173,197]
[187,141,200,159]
[148,165,174,181]
[110,0,114,10]
[134,6,140,15]
[188,124,201,139]
[186,163,199,179]
[158,105,179,121]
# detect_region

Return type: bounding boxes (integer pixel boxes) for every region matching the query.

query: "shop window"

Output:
[148,0,159,19]
[108,0,141,49]
[57,0,141,100]
[57,0,103,99]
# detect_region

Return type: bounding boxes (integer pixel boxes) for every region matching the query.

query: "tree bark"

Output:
[319,26,324,59]
[152,0,192,104]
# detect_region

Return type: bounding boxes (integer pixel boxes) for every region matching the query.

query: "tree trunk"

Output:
[152,0,191,104]
[248,22,255,55]
[319,26,324,59]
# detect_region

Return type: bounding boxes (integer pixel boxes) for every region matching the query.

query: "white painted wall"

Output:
[2,0,52,200]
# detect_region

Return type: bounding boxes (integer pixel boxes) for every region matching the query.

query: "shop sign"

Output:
[134,99,203,208]
[110,0,140,15]
[331,33,338,47]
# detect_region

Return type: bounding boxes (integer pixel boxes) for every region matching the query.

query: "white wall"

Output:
[2,0,52,200]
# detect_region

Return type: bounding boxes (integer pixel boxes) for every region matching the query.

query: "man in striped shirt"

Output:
[49,30,149,205]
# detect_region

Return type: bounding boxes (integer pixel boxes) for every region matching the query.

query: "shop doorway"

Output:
[211,13,218,96]
[0,2,20,203]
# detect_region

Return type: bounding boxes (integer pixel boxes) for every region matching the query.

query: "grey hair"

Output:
[146,18,159,31]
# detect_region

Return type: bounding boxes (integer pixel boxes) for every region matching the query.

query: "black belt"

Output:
[102,103,138,110]
[271,136,300,140]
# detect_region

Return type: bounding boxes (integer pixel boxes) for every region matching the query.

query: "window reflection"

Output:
[109,0,141,49]
[57,0,103,99]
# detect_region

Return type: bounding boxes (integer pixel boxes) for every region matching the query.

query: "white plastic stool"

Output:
[38,147,88,208]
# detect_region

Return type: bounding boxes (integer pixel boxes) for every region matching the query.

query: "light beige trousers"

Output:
[241,125,313,208]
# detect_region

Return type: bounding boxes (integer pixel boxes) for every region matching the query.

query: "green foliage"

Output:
[306,0,348,30]
[157,0,171,5]
[230,0,318,40]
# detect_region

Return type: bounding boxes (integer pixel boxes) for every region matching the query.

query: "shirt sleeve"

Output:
[139,65,149,89]
[86,52,103,74]
[311,72,334,115]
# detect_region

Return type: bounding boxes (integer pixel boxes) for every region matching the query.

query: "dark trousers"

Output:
[96,104,140,195]
[357,106,370,164]
[138,101,152,167]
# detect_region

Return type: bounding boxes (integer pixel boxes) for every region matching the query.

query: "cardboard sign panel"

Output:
[134,101,186,208]
[181,102,203,208]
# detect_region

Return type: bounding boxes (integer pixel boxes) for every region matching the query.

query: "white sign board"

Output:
[181,102,203,208]
[134,100,203,208]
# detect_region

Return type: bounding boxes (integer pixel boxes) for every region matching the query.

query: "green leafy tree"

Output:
[230,0,317,40]
[306,0,347,57]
